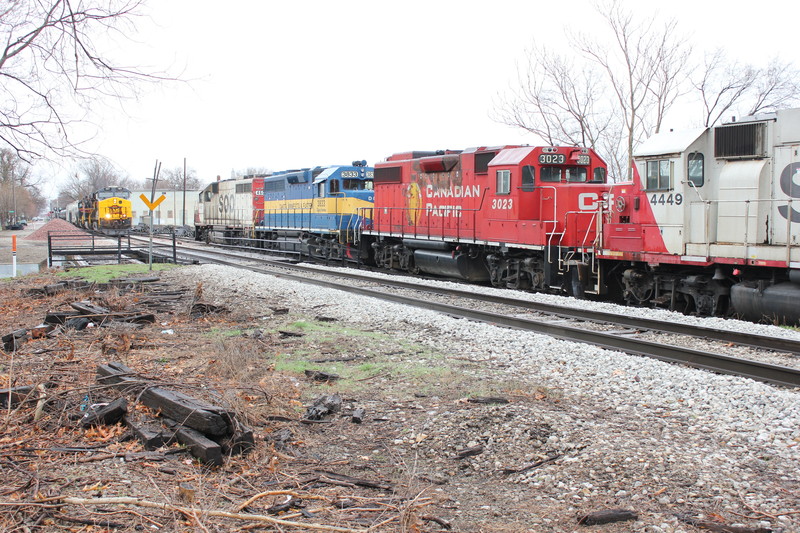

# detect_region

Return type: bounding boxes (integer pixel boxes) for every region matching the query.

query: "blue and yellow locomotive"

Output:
[260,161,374,260]
[196,161,374,260]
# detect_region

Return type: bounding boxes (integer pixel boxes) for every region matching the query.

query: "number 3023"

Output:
[492,198,513,210]
[650,193,682,206]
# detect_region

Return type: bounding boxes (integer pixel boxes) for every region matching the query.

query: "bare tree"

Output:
[159,167,202,191]
[693,49,757,127]
[0,0,171,162]
[495,1,690,181]
[692,52,799,127]
[494,43,615,150]
[57,157,136,202]
[747,57,800,116]
[646,28,692,134]
[575,0,688,180]
[0,148,46,222]
[242,167,272,177]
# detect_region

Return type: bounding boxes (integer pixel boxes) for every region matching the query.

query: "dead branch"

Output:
[235,490,330,513]
[40,496,371,532]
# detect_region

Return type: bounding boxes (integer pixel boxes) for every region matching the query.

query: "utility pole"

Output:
[11,174,17,224]
[182,157,187,227]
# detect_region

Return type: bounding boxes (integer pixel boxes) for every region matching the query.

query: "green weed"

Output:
[57,263,180,284]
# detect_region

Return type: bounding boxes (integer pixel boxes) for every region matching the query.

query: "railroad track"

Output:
[133,235,800,388]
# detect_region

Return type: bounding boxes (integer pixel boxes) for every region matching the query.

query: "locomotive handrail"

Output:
[539,185,560,265]
[364,204,482,243]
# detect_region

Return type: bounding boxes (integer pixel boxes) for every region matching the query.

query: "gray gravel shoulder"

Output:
[163,264,800,532]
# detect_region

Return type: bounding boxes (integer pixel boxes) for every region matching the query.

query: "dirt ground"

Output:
[0,267,561,532]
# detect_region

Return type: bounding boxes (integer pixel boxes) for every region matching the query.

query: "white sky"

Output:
[39,0,800,196]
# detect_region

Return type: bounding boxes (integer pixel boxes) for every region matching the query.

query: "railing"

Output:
[47,231,179,267]
[356,204,482,243]
[688,197,797,263]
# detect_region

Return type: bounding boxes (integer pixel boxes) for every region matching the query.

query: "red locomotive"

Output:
[360,145,609,294]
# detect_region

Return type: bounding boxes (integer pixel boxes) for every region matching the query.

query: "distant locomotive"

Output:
[77,186,132,233]
[598,108,800,324]
[196,162,374,260]
[360,145,609,295]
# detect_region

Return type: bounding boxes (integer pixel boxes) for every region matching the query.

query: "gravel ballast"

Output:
[163,264,800,532]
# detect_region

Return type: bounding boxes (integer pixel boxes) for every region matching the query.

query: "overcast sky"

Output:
[40,0,800,195]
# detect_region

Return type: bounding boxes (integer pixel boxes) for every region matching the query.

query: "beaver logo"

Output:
[405,182,421,226]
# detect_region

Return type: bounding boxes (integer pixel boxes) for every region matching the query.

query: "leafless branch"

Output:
[0,0,177,162]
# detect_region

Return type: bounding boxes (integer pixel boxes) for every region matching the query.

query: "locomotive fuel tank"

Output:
[412,249,489,282]
[730,281,800,325]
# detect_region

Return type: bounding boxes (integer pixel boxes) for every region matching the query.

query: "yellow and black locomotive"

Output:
[78,186,133,233]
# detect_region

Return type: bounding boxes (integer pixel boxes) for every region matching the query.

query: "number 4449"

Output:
[650,193,683,206]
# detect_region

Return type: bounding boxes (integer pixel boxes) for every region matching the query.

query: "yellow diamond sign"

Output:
[140,193,166,210]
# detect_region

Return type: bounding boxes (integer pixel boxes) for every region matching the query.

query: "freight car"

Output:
[76,186,133,233]
[358,145,610,295]
[598,108,800,324]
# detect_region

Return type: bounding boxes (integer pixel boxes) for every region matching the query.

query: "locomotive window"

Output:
[592,167,607,183]
[374,166,402,184]
[646,159,672,190]
[521,165,535,191]
[330,179,340,194]
[565,166,587,182]
[343,179,370,190]
[264,180,286,193]
[688,152,704,187]
[540,166,562,182]
[496,170,511,194]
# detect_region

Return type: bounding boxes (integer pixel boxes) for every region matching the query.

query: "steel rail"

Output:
[295,267,800,356]
[152,238,800,356]
[161,246,800,388]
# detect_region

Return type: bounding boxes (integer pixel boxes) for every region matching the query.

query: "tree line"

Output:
[494,0,800,180]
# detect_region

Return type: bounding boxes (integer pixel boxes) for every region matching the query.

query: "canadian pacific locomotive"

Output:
[360,145,609,295]
[193,109,800,325]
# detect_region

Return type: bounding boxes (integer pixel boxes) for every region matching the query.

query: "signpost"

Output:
[11,235,17,277]
[140,192,166,271]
